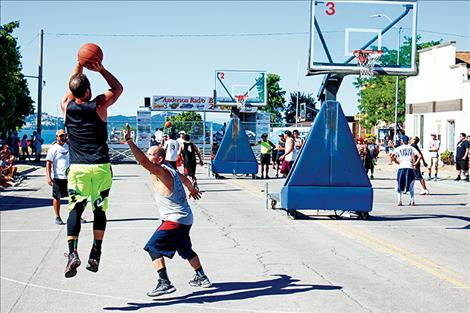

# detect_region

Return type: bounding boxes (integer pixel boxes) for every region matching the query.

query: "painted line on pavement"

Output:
[319,221,470,292]
[0,276,312,313]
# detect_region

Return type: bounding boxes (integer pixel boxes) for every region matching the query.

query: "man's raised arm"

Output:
[88,63,123,109]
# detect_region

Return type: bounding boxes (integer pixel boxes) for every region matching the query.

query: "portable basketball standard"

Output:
[77,43,103,66]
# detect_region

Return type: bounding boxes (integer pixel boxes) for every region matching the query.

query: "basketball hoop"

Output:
[235,95,248,111]
[353,49,383,78]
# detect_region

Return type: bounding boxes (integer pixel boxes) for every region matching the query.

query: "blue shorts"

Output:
[144,221,195,261]
[397,168,416,192]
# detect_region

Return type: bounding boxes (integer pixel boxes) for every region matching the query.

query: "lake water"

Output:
[18,129,58,145]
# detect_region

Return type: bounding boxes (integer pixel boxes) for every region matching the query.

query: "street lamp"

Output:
[371,14,402,143]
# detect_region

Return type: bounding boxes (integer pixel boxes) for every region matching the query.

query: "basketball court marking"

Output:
[0,276,314,313]
[317,221,470,292]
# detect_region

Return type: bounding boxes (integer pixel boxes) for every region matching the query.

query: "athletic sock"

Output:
[157,267,169,281]
[92,240,103,252]
[396,192,402,203]
[68,239,77,254]
[195,267,205,277]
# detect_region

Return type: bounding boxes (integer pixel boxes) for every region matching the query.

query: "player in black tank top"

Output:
[60,60,123,278]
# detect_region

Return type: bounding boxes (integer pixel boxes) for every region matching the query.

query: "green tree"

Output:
[260,73,286,124]
[285,92,318,124]
[0,21,34,138]
[355,36,442,132]
[167,111,203,138]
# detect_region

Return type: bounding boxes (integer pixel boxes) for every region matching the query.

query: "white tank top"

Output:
[165,139,180,161]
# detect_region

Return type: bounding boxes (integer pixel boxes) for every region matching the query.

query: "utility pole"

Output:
[37,29,44,134]
[393,27,402,143]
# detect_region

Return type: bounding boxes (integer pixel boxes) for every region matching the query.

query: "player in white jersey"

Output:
[390,135,422,206]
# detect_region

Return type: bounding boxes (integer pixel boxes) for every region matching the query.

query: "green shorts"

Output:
[67,163,113,212]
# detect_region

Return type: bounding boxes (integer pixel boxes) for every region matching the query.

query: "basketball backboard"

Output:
[215,70,267,106]
[308,0,418,76]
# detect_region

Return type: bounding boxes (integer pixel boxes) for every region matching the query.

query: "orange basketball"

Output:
[77,43,103,66]
[165,121,172,128]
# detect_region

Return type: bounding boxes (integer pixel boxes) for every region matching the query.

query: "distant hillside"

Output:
[21,112,223,131]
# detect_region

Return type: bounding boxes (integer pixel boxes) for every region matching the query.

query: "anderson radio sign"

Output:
[151,95,257,113]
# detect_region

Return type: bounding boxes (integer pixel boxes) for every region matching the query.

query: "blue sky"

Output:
[2,0,469,124]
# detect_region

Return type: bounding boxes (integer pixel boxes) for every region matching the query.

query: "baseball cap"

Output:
[56,129,66,136]
[179,130,186,134]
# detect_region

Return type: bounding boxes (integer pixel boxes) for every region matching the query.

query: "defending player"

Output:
[124,125,212,297]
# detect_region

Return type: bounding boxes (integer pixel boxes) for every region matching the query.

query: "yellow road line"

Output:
[322,221,470,291]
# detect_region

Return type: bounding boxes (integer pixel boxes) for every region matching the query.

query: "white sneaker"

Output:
[420,190,430,195]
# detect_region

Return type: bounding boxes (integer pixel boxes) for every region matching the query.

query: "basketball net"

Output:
[235,95,248,111]
[353,49,383,78]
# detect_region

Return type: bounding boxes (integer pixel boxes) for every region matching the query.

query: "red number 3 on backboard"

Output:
[325,1,335,15]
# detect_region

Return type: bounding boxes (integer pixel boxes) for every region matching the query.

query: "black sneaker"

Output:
[86,247,101,273]
[55,217,65,225]
[464,176,469,182]
[147,279,176,297]
[454,176,461,181]
[80,218,87,223]
[64,251,81,278]
[189,274,212,288]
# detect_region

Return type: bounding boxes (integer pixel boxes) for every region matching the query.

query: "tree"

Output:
[354,36,442,132]
[167,111,203,138]
[285,92,318,124]
[260,73,286,124]
[0,21,34,138]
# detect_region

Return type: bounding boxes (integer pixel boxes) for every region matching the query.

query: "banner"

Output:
[152,95,257,113]
[137,109,152,149]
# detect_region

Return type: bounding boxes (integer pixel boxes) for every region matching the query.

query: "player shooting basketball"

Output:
[60,44,123,278]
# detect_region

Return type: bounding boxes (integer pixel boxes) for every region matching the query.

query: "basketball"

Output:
[77,43,103,66]
[165,121,172,128]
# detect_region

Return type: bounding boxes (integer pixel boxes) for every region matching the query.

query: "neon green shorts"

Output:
[67,163,113,212]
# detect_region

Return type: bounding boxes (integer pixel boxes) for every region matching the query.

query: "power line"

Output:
[51,29,470,39]
[52,31,310,38]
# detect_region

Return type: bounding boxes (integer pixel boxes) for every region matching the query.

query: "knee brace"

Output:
[67,200,86,236]
[93,207,107,231]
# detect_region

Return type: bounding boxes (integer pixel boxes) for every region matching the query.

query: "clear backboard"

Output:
[215,70,267,106]
[308,0,418,76]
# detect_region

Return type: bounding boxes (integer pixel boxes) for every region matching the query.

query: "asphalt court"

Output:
[1,161,469,313]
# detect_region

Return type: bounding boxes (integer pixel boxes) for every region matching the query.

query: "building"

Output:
[405,42,470,160]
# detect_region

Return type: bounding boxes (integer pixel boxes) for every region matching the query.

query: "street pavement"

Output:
[1,157,469,313]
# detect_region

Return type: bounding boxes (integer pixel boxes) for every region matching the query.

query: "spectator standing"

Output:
[154,128,164,145]
[33,131,44,161]
[364,138,379,180]
[20,135,30,161]
[455,133,469,182]
[275,134,285,178]
[427,133,441,181]
[279,130,295,177]
[255,133,275,179]
[411,136,430,195]
[11,132,20,158]
[45,129,70,225]
[150,135,159,147]
[292,130,304,162]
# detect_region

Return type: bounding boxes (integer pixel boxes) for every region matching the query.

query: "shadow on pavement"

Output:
[202,189,244,193]
[107,217,160,223]
[369,213,470,224]
[0,196,66,211]
[103,274,340,311]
